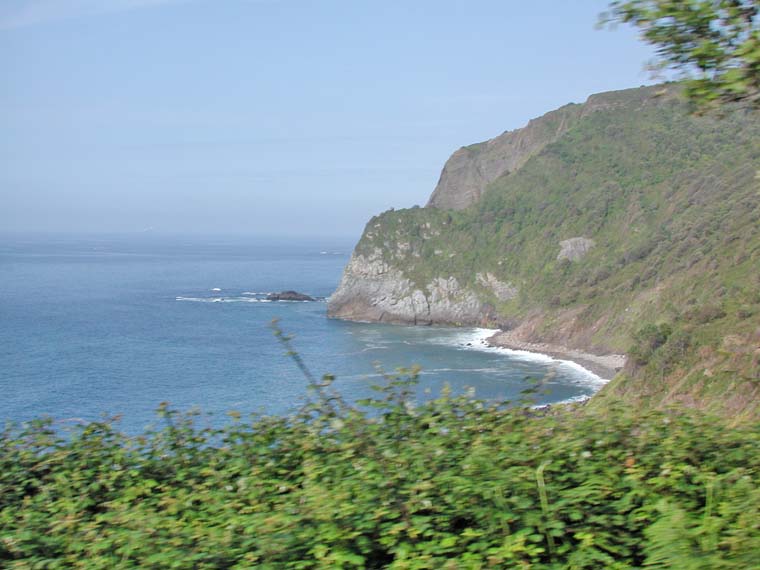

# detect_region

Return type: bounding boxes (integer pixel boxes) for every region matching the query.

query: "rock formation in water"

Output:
[267,291,315,302]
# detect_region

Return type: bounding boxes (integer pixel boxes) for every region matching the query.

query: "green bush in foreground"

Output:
[1,375,758,569]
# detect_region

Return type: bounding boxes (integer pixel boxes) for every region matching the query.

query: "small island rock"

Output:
[266,290,315,302]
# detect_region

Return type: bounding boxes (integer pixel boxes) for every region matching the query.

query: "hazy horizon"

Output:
[0,228,361,241]
[2,0,659,238]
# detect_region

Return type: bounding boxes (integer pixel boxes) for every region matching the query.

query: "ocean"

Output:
[0,234,605,433]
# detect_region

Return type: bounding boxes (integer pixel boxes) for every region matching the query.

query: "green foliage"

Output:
[601,0,760,112]
[2,374,759,569]
[630,323,673,367]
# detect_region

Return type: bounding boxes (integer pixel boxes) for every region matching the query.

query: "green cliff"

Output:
[328,84,760,419]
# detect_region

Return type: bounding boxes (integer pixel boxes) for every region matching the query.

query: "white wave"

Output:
[176,296,269,304]
[211,287,221,292]
[428,327,607,388]
[176,296,230,303]
[558,393,592,404]
[338,372,387,381]
[532,393,591,410]
[426,367,507,374]
[361,345,390,352]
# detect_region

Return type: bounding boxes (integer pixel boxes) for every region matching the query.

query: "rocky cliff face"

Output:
[426,104,582,210]
[327,82,760,418]
[328,247,489,325]
[426,84,677,211]
[329,85,684,332]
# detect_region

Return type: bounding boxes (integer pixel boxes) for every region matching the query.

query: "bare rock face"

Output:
[425,277,484,323]
[327,249,486,325]
[426,84,680,211]
[426,104,583,210]
[557,237,595,262]
[475,272,518,301]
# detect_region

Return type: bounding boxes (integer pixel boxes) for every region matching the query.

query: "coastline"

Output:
[485,330,626,381]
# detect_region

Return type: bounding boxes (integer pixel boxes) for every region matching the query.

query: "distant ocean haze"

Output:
[0,234,604,433]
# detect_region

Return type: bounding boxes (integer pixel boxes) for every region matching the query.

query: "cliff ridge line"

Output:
[426,84,680,210]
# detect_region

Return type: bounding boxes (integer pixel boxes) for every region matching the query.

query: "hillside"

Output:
[328,84,760,419]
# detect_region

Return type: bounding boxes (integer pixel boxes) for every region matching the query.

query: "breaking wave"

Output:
[426,327,607,389]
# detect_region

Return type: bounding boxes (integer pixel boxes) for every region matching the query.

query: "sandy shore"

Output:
[486,330,626,381]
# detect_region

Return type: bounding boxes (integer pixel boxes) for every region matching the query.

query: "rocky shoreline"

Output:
[485,330,626,381]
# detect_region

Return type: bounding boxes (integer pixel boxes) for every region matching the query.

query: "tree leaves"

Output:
[602,0,760,112]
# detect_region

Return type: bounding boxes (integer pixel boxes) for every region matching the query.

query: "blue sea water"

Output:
[0,234,605,433]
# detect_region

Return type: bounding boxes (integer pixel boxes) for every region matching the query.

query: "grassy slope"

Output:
[354,86,760,419]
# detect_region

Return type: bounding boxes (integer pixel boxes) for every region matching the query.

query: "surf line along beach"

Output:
[482,329,626,382]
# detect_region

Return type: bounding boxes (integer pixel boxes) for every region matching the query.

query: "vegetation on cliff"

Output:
[342,84,759,418]
[3,370,759,569]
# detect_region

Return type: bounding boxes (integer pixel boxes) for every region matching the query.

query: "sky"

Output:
[0,0,658,239]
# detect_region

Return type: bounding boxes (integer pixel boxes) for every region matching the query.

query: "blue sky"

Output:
[1,0,657,238]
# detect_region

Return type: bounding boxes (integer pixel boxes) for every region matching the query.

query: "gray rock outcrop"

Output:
[475,272,518,301]
[426,84,680,211]
[557,238,595,262]
[426,103,582,210]
[327,248,487,325]
[266,291,315,301]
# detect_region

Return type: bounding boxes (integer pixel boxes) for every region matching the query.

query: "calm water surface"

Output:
[0,234,604,433]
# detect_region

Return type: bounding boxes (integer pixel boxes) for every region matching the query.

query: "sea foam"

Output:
[435,328,607,388]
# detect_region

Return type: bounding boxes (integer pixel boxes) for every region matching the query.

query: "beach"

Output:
[485,330,626,381]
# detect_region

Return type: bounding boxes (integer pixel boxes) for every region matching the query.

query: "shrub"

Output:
[629,323,673,367]
[685,305,727,324]
[1,369,759,569]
